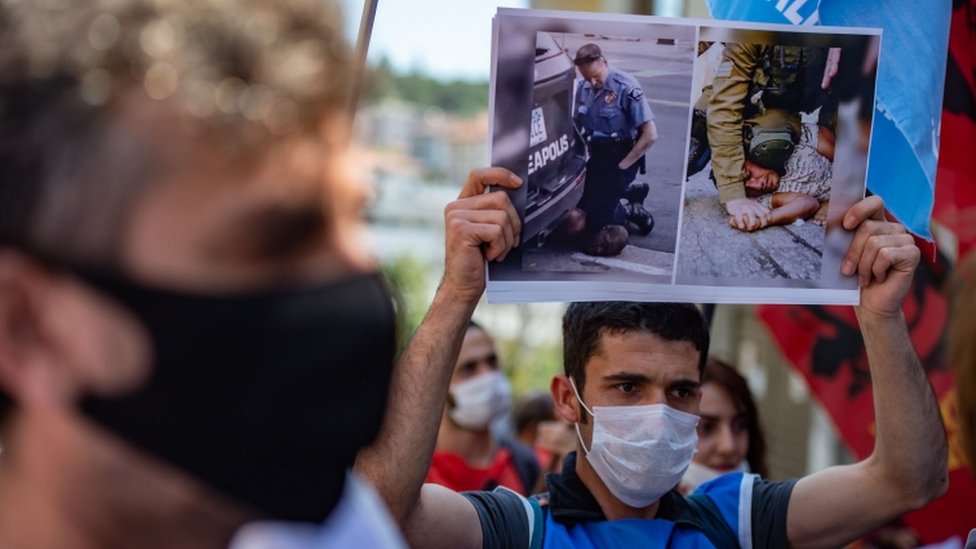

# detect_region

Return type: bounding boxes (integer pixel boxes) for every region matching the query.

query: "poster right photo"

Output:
[676,27,878,288]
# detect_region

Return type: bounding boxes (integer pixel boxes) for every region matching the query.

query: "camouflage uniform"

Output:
[574,67,654,230]
[706,43,833,204]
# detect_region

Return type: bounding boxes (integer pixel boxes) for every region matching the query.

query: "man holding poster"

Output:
[357,167,949,547]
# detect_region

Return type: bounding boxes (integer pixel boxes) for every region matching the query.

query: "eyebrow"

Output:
[668,379,702,391]
[459,353,498,369]
[601,372,702,387]
[603,372,652,384]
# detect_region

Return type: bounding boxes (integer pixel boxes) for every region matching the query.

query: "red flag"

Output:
[933,0,976,255]
[759,249,975,543]
[759,1,976,542]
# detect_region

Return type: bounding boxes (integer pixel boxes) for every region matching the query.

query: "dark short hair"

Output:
[514,392,555,437]
[702,358,768,478]
[562,302,709,392]
[573,43,603,66]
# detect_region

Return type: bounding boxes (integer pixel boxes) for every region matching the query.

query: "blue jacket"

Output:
[534,472,755,548]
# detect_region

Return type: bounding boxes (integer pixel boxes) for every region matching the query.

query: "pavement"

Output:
[676,169,826,280]
[523,244,674,279]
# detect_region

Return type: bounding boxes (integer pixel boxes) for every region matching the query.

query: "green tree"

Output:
[478,304,567,396]
[380,255,432,351]
[363,59,488,116]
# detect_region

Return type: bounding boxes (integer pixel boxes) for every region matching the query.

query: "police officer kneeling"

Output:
[571,43,659,253]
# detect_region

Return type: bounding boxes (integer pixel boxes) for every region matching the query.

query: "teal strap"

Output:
[527,497,546,549]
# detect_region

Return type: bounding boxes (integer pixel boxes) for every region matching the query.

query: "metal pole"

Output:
[348,0,379,126]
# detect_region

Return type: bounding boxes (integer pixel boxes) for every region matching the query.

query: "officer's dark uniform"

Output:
[574,65,655,231]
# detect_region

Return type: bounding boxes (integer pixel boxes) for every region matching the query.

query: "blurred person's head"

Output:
[0,0,396,544]
[574,43,609,89]
[514,391,556,447]
[444,322,512,433]
[684,358,768,491]
[950,252,976,474]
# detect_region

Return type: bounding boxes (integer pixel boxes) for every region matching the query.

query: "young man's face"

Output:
[578,330,701,414]
[548,327,701,508]
[578,58,610,89]
[566,329,701,471]
[743,159,781,198]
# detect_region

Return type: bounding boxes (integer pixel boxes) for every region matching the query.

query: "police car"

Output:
[523,33,587,247]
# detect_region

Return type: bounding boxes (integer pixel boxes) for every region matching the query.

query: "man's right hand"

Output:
[725,197,771,232]
[441,168,522,302]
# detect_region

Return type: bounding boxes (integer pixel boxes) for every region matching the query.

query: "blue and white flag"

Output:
[707,0,952,239]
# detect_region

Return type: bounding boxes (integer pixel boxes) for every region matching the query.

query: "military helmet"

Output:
[744,109,800,174]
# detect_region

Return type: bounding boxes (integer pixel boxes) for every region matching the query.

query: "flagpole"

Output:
[348,0,379,127]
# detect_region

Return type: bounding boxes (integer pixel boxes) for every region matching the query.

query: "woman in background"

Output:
[683,357,769,492]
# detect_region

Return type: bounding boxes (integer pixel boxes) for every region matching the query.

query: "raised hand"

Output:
[840,196,920,319]
[441,168,522,302]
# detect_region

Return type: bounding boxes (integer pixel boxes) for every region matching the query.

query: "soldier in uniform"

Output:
[570,43,658,252]
[704,42,838,230]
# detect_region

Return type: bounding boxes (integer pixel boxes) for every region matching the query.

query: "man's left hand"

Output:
[840,196,919,319]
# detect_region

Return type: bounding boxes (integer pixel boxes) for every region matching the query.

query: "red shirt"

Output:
[426,448,527,494]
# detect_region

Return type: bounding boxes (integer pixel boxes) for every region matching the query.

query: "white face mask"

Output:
[570,378,699,508]
[448,370,512,431]
[682,460,750,493]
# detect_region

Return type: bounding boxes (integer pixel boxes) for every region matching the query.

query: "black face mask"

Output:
[75,270,397,523]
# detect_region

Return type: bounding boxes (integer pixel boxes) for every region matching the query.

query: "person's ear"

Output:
[551,374,583,424]
[0,251,76,410]
[0,251,150,412]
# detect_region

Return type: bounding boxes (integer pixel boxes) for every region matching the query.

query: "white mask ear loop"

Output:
[568,377,595,455]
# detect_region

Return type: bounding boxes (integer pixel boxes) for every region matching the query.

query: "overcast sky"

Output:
[343,0,529,82]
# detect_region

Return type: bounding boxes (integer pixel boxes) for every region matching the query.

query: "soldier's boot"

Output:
[687,107,711,177]
[624,202,654,236]
[624,181,649,204]
[687,137,711,177]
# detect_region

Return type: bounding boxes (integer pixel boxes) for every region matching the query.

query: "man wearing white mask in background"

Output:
[426,321,540,496]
